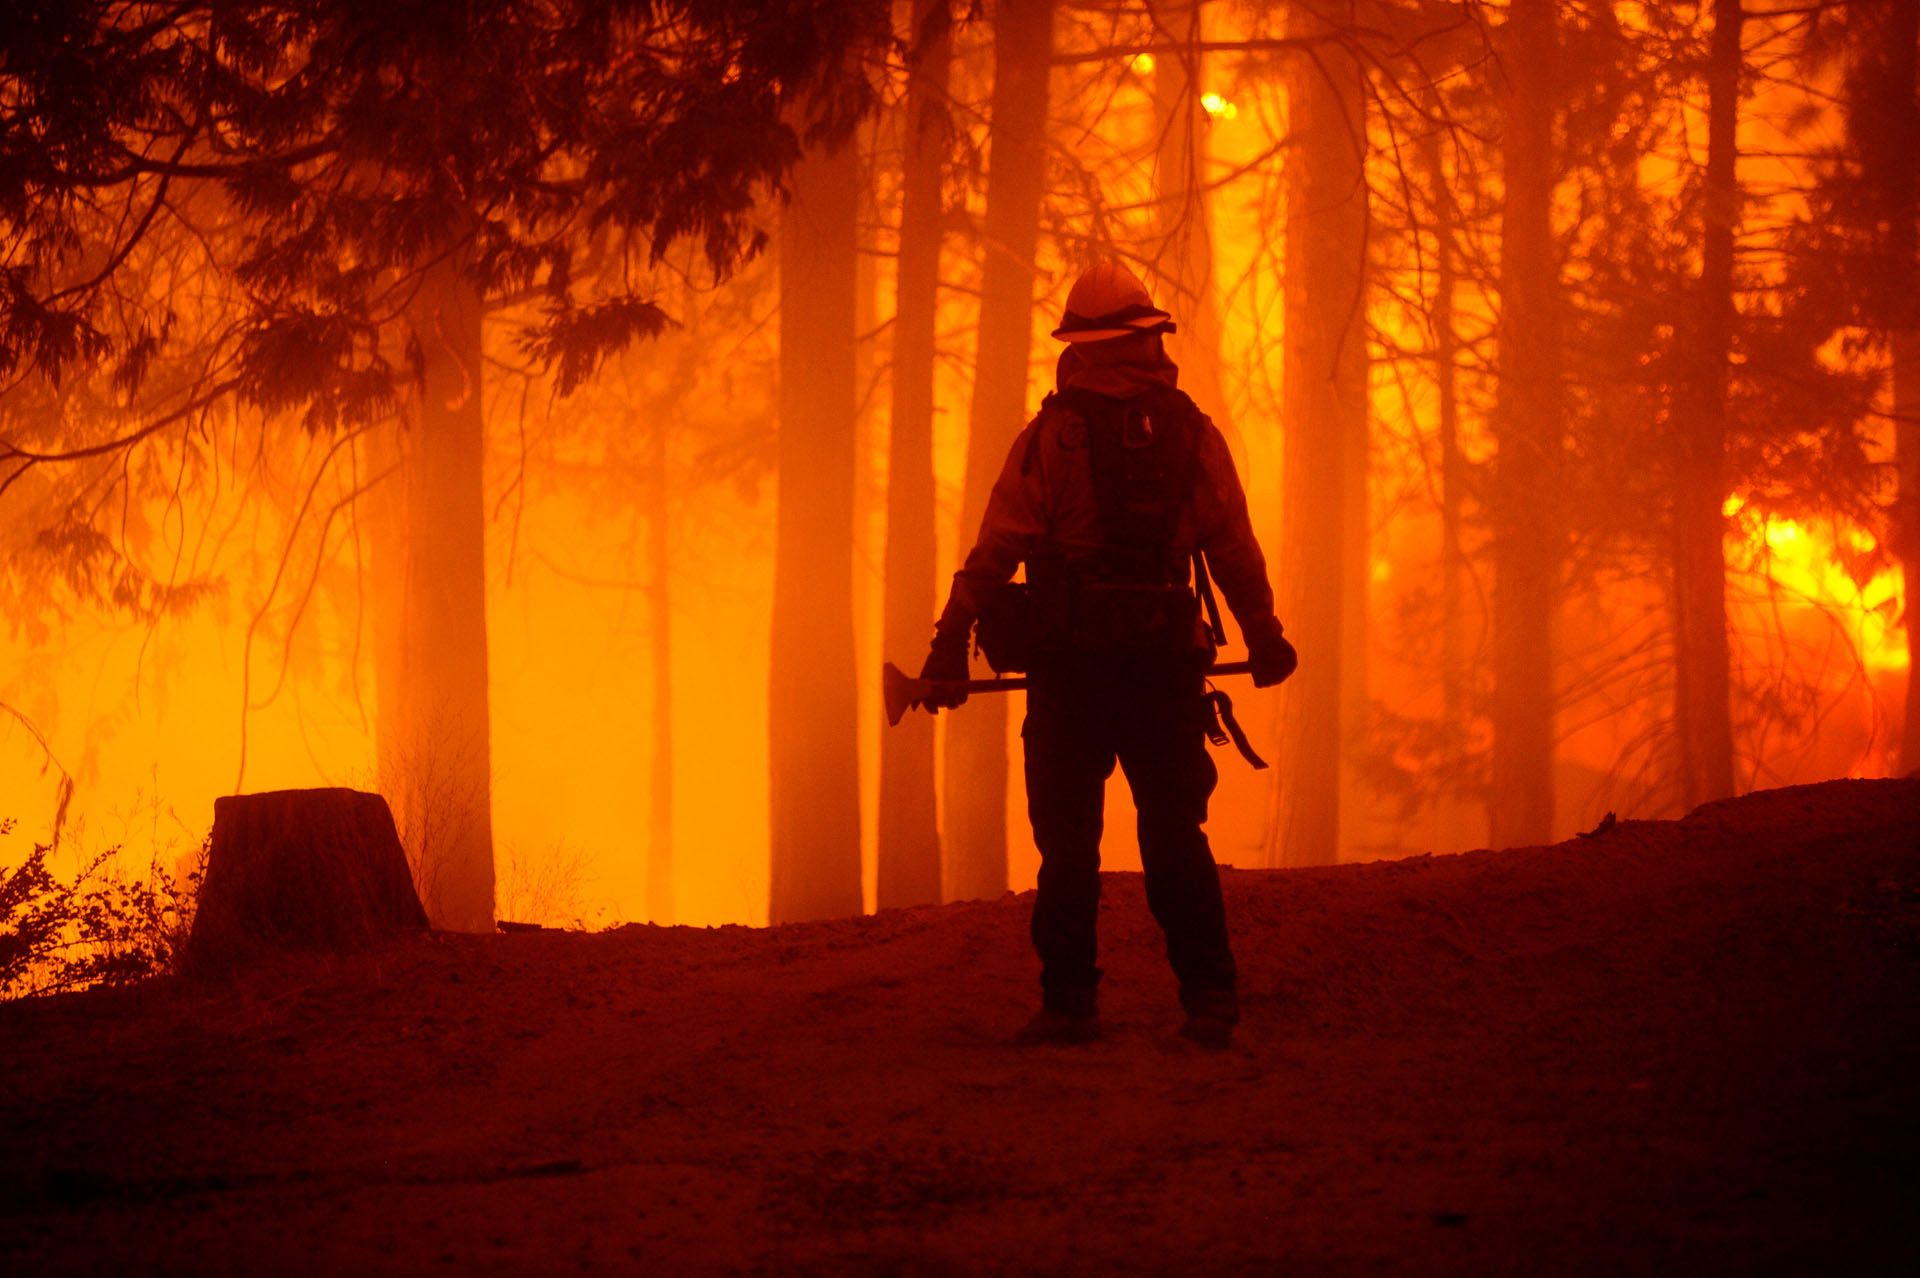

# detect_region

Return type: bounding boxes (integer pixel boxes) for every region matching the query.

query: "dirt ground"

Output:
[3,778,1917,1275]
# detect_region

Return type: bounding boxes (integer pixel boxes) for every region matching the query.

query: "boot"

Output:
[1016,1007,1100,1045]
[1178,984,1239,1050]
[1017,986,1099,1045]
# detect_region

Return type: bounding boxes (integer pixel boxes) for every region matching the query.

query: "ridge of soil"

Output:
[4,778,1918,1274]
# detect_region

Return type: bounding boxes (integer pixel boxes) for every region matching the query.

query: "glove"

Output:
[1246,617,1298,688]
[919,629,972,711]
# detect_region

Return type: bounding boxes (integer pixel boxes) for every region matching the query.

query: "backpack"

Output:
[974,386,1227,673]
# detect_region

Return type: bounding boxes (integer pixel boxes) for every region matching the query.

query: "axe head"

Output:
[882,662,923,727]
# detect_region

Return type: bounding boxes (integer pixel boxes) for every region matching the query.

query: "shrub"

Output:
[0,818,201,1000]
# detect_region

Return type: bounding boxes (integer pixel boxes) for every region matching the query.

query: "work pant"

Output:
[1022,654,1238,1015]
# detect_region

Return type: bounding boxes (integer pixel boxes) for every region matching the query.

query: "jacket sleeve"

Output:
[1191,423,1281,639]
[932,417,1050,642]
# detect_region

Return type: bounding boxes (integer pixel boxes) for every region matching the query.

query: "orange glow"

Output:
[1200,92,1238,120]
[1730,509,1907,673]
[1,1,1912,935]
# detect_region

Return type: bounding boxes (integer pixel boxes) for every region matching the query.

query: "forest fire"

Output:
[1,0,1917,1270]
[0,0,1912,934]
[1733,504,1908,673]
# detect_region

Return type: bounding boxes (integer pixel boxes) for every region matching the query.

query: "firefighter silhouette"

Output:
[923,261,1296,1047]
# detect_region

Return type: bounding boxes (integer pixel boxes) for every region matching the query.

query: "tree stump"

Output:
[185,788,430,975]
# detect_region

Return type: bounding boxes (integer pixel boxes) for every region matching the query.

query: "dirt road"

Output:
[4,778,1917,1274]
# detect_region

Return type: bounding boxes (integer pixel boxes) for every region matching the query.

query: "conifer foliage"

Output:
[3,0,885,434]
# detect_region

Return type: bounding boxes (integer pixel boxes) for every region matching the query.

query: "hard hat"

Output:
[1050,261,1177,343]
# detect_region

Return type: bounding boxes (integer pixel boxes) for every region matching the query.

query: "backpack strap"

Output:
[1193,550,1227,647]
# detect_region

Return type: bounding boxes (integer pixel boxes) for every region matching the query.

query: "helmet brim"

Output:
[1050,313,1177,343]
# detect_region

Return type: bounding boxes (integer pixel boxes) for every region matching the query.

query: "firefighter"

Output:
[922,261,1296,1048]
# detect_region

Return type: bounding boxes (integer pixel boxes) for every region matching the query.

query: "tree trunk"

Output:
[1149,0,1237,446]
[1897,330,1919,774]
[770,130,864,924]
[363,415,410,830]
[1422,122,1472,846]
[645,409,675,924]
[381,249,495,932]
[1487,0,1562,848]
[944,0,1055,902]
[1886,0,1920,775]
[1266,14,1368,868]
[878,0,951,910]
[1671,0,1741,808]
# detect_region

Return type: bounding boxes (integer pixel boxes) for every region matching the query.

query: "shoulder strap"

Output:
[1153,386,1208,530]
[1193,550,1227,646]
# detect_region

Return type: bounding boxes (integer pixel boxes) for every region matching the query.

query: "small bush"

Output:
[0,818,201,1000]
[497,839,604,930]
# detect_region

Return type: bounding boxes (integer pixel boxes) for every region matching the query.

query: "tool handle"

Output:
[954,660,1252,694]
[884,660,1254,726]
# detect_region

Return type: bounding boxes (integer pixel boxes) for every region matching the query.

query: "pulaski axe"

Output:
[881,659,1265,768]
